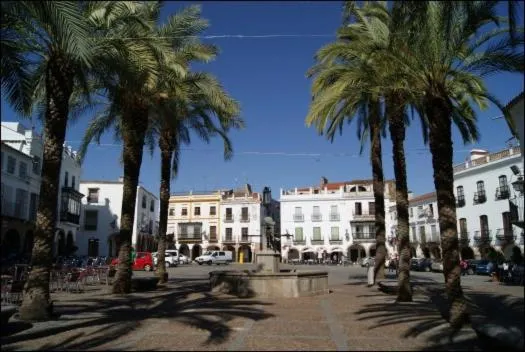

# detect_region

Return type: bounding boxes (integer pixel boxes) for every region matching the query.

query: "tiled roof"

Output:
[409,192,436,204]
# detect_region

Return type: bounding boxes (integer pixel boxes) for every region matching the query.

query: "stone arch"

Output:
[369,245,376,258]
[347,244,366,263]
[57,230,66,256]
[288,248,300,261]
[191,244,202,260]
[421,246,431,259]
[223,245,236,262]
[461,247,475,260]
[2,229,21,257]
[239,245,252,263]
[179,244,190,257]
[430,245,442,260]
[24,230,34,254]
[410,246,417,258]
[207,245,220,251]
[301,247,315,261]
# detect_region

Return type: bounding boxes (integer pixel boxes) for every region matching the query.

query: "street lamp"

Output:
[511,176,524,194]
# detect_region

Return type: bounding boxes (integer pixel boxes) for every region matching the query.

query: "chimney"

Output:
[469,149,488,161]
[408,191,414,200]
[320,176,328,187]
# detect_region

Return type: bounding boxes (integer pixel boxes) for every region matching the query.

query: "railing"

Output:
[294,238,306,245]
[223,215,234,223]
[456,196,465,208]
[86,196,99,204]
[311,238,324,244]
[473,230,492,245]
[329,237,343,244]
[311,214,322,222]
[473,191,486,205]
[495,228,515,243]
[208,235,218,243]
[509,196,524,226]
[353,232,374,241]
[60,211,80,225]
[222,235,235,243]
[352,210,374,221]
[329,213,340,221]
[293,214,304,222]
[495,186,510,200]
[240,214,250,222]
[178,233,202,242]
[453,146,521,173]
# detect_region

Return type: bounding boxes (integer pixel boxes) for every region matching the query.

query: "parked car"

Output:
[195,251,233,265]
[474,260,492,275]
[361,257,375,268]
[152,251,178,267]
[465,259,480,275]
[410,258,432,272]
[431,260,444,272]
[178,254,191,264]
[111,251,154,271]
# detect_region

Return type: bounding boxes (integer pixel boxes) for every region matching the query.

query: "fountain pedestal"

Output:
[256,250,280,273]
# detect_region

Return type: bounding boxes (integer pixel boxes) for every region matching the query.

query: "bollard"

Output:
[367,265,374,286]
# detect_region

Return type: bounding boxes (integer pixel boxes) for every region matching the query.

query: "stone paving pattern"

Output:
[1,267,523,351]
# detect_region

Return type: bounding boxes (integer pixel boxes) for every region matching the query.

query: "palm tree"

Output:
[1,1,96,321]
[147,72,242,283]
[79,3,223,293]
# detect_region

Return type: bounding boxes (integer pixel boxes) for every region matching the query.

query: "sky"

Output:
[1,1,523,199]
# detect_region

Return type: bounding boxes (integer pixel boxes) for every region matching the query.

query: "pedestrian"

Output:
[460,259,468,276]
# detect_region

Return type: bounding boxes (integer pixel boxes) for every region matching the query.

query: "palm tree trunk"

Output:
[387,96,412,302]
[369,99,386,283]
[427,97,468,329]
[157,129,174,283]
[19,56,74,321]
[112,101,148,294]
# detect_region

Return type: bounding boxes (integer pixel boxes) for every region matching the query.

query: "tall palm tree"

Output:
[147,72,242,283]
[79,3,222,293]
[1,1,96,321]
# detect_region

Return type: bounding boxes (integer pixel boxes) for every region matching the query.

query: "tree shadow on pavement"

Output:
[1,278,274,350]
[354,282,524,351]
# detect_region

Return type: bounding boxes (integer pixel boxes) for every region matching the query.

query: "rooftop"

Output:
[409,192,436,205]
[453,146,521,174]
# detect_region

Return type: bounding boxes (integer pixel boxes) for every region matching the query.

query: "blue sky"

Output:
[1,1,523,198]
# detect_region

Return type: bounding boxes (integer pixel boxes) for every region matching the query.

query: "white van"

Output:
[195,251,233,265]
[153,250,179,267]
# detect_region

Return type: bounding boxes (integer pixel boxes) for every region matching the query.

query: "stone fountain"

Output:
[209,188,329,299]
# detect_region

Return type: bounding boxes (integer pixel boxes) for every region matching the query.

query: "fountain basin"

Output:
[209,270,329,298]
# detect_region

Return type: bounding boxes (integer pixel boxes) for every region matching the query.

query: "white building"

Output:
[280,177,396,263]
[504,92,524,156]
[454,146,524,259]
[1,122,83,257]
[78,179,159,257]
[167,185,279,262]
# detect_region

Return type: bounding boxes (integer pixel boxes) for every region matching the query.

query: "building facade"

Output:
[1,122,83,258]
[280,177,396,263]
[78,179,159,257]
[167,185,279,262]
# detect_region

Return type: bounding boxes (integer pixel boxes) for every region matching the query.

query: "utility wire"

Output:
[95,33,335,40]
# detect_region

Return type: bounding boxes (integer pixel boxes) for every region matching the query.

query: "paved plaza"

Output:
[2,264,524,351]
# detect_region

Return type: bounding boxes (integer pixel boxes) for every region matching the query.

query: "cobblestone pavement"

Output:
[1,264,523,351]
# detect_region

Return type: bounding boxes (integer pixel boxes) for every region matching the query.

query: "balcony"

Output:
[495,186,510,200]
[329,213,340,221]
[294,238,306,245]
[60,212,80,225]
[329,237,343,245]
[495,228,515,244]
[239,235,250,244]
[456,196,465,208]
[224,215,234,223]
[222,235,235,244]
[509,196,524,228]
[240,214,250,223]
[293,214,304,222]
[459,231,470,246]
[473,191,486,205]
[353,232,375,242]
[208,235,218,243]
[311,238,324,245]
[311,214,322,222]
[473,230,492,245]
[178,233,202,243]
[352,210,375,221]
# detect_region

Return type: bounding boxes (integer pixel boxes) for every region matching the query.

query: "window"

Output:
[313,206,320,214]
[431,225,437,236]
[499,175,508,188]
[417,205,423,217]
[295,227,303,241]
[225,227,233,240]
[15,188,28,219]
[496,175,510,200]
[181,208,188,216]
[419,226,426,242]
[459,218,467,235]
[64,171,69,187]
[84,210,98,231]
[502,212,512,235]
[142,195,147,209]
[355,202,362,215]
[72,176,76,189]
[194,206,200,216]
[330,205,337,214]
[29,193,38,221]
[457,186,464,198]
[150,200,155,212]
[330,227,339,240]
[19,162,27,179]
[225,208,233,220]
[209,226,217,238]
[87,238,99,257]
[411,226,416,241]
[32,156,41,174]
[475,181,486,204]
[241,207,249,220]
[149,220,153,234]
[477,181,485,193]
[241,227,248,240]
[87,188,99,203]
[169,208,175,216]
[7,156,16,174]
[294,207,302,215]
[479,215,489,235]
[428,204,434,217]
[313,227,321,240]
[368,202,375,215]
[409,208,413,217]
[210,206,216,215]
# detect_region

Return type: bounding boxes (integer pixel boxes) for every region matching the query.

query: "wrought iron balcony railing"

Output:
[456,196,466,208]
[495,228,515,243]
[329,213,340,221]
[495,186,510,200]
[352,210,375,221]
[311,214,322,222]
[473,191,487,205]
[293,214,304,222]
[222,235,235,243]
[224,215,234,223]
[353,232,374,241]
[473,230,491,245]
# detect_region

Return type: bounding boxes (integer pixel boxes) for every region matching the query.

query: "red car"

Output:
[111,252,154,271]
